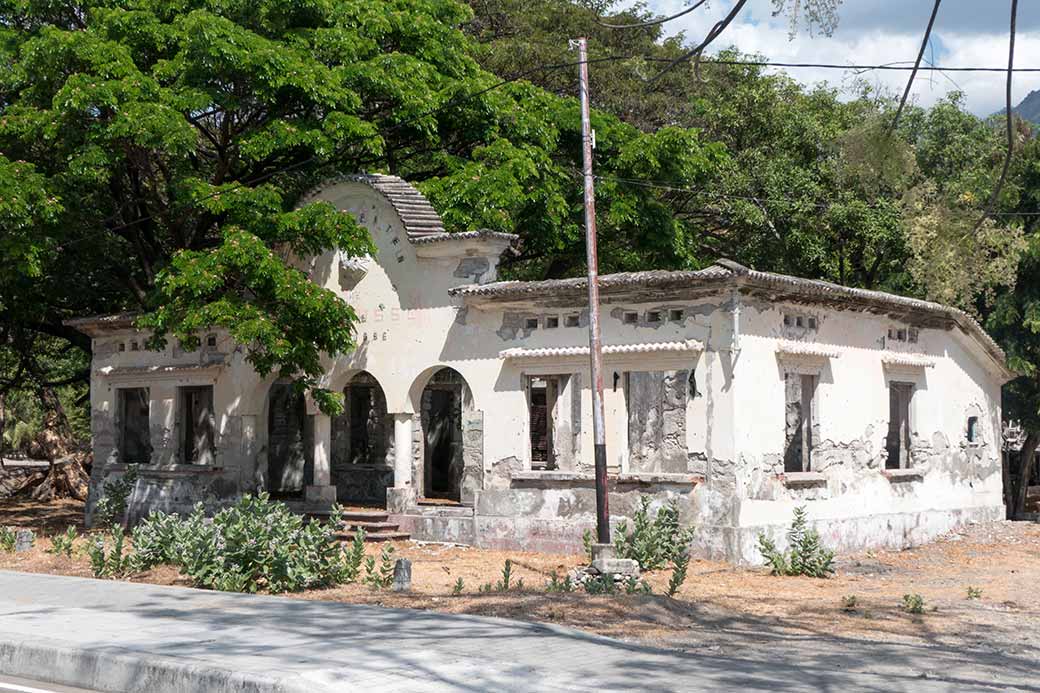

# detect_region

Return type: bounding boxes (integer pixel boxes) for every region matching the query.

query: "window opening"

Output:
[886,382,914,469]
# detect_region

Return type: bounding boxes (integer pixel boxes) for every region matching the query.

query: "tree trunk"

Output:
[0,393,6,469]
[1014,431,1040,518]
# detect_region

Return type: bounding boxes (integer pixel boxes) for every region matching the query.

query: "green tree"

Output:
[986,135,1040,516]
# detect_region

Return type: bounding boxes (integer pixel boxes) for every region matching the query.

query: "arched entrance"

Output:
[330,372,394,504]
[419,367,472,501]
[266,382,312,497]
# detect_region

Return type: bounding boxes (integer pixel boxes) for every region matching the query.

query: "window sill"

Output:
[882,468,923,482]
[779,471,827,487]
[509,471,703,486]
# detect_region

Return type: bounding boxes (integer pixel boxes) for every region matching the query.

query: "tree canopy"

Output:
[0,0,720,416]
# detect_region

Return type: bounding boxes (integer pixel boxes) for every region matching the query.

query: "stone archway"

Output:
[266,382,311,497]
[330,371,394,504]
[417,367,481,503]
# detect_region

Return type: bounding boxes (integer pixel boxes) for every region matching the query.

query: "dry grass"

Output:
[2,496,1038,654]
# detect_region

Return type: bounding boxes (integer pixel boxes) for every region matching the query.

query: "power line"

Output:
[889,0,943,135]
[596,0,708,30]
[974,0,1020,234]
[647,0,750,84]
[648,57,1040,73]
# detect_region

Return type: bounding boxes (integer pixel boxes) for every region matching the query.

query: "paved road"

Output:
[0,571,1008,692]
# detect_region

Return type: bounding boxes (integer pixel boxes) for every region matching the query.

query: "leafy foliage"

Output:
[613,497,693,571]
[902,593,926,614]
[129,494,363,593]
[666,550,690,598]
[93,465,139,529]
[47,526,79,557]
[452,577,465,595]
[364,544,396,590]
[757,506,835,578]
[624,575,653,595]
[88,525,133,578]
[545,570,575,593]
[0,527,15,553]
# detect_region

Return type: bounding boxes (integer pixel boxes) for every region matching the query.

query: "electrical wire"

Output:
[973,0,1020,234]
[888,0,944,135]
[596,1,708,30]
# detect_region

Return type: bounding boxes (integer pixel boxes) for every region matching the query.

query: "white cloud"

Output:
[622,0,1040,115]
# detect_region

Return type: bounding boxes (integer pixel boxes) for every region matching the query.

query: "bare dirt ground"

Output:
[2,496,1038,690]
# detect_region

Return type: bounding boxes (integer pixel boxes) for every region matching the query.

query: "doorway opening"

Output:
[266,382,311,497]
[330,372,392,505]
[886,381,914,469]
[420,368,466,501]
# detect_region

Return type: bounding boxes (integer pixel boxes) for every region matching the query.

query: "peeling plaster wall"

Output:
[721,297,1006,562]
[85,332,270,525]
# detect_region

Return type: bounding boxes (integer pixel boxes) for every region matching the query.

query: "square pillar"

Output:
[305,413,335,505]
[392,413,414,488]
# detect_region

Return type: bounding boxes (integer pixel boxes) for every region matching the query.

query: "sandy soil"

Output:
[2,497,1038,688]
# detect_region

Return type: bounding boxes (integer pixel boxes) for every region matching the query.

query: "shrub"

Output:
[364,544,395,590]
[666,550,690,597]
[624,575,653,595]
[124,494,365,593]
[343,528,366,583]
[757,506,835,578]
[546,571,575,593]
[47,526,79,557]
[966,586,982,600]
[0,527,15,553]
[583,573,617,595]
[498,559,513,591]
[129,511,184,570]
[452,577,465,595]
[613,497,694,571]
[93,465,139,528]
[841,595,859,611]
[88,526,133,578]
[902,593,925,614]
[582,528,595,564]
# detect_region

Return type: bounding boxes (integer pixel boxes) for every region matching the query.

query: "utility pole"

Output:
[572,37,611,547]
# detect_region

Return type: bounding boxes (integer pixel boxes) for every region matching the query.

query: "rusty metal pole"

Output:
[574,37,611,546]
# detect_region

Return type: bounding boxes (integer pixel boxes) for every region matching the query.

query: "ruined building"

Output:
[68,176,1013,562]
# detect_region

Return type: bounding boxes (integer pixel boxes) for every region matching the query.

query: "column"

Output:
[393,413,413,488]
[305,413,336,505]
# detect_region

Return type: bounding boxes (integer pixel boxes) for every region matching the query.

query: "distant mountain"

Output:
[993,89,1040,125]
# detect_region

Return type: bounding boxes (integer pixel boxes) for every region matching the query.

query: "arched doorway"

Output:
[419,368,471,501]
[266,382,311,497]
[330,372,394,504]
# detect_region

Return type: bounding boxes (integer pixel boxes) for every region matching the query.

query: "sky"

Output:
[620,1,1040,116]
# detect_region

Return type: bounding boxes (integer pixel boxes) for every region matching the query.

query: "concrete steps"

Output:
[294,507,412,543]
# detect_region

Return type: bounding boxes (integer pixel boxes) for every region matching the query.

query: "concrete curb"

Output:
[0,634,313,693]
